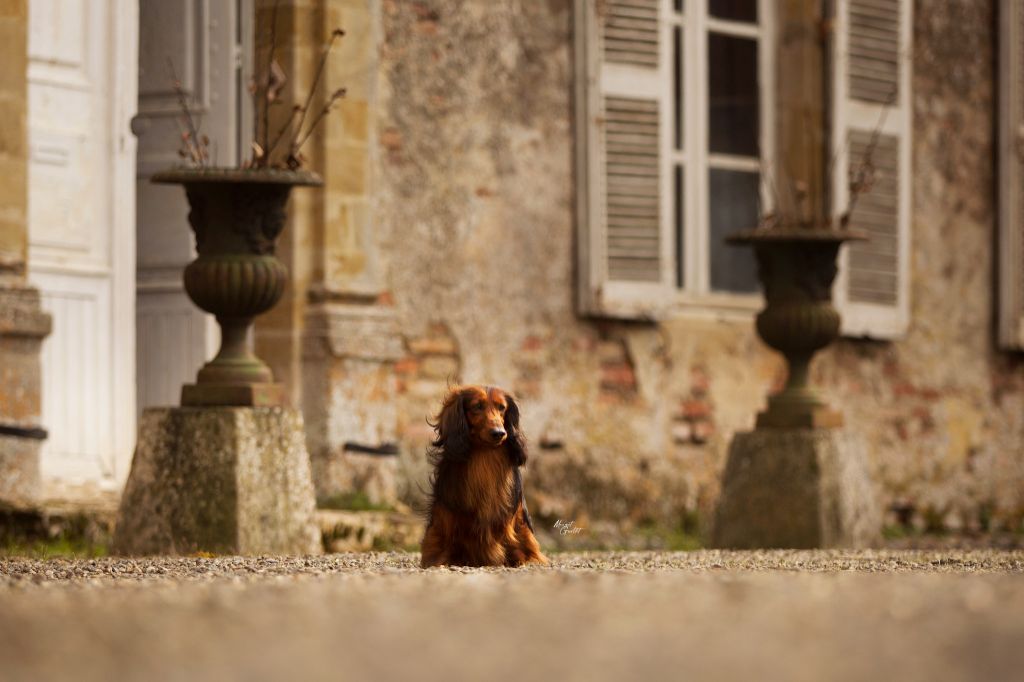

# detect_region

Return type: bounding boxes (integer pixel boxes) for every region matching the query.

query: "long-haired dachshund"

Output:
[420,385,549,568]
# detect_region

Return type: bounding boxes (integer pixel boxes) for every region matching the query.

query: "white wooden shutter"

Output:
[831,0,912,338]
[999,0,1024,349]
[574,0,673,318]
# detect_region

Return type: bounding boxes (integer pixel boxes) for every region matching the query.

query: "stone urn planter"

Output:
[151,168,322,407]
[726,227,866,428]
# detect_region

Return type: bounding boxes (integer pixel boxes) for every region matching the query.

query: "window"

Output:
[675,0,771,303]
[575,0,912,337]
[574,0,773,319]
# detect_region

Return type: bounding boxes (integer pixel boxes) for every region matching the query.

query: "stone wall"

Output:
[297,0,1019,540]
[814,1,1021,534]
[0,0,50,511]
[372,0,753,538]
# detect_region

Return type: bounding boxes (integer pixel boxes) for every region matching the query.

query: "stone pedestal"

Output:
[711,429,880,549]
[0,283,51,509]
[113,407,321,556]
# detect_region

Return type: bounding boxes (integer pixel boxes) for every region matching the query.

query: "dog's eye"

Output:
[497,404,506,413]
[470,403,483,412]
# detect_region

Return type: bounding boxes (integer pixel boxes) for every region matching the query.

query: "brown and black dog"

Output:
[420,385,548,568]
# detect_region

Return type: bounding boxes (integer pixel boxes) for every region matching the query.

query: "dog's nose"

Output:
[489,428,506,441]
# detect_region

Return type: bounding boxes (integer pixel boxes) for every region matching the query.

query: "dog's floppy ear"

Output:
[431,388,471,462]
[504,393,527,466]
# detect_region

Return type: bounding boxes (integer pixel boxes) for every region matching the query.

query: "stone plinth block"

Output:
[113,407,321,556]
[0,434,40,508]
[711,429,880,549]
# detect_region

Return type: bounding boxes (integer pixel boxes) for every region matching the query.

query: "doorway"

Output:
[27,1,254,504]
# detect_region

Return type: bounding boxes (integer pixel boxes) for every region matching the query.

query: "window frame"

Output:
[573,0,777,321]
[672,0,775,315]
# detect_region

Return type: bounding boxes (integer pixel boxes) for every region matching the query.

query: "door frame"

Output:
[27,0,139,498]
[111,1,141,486]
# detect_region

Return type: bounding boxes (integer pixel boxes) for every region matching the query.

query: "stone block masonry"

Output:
[0,0,50,511]
[113,408,321,556]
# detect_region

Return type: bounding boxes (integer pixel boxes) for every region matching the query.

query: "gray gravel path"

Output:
[2,550,1023,681]
[2,549,1022,586]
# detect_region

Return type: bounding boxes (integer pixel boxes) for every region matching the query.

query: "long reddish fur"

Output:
[420,386,548,568]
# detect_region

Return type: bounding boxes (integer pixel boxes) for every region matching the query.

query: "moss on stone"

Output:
[318,491,395,512]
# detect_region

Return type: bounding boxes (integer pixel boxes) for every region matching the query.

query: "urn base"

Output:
[757,392,844,428]
[181,382,286,407]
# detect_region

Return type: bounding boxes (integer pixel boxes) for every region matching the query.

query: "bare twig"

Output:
[292,87,347,153]
[840,85,897,227]
[289,28,346,157]
[239,13,348,169]
[168,59,207,167]
[260,0,281,159]
[266,105,303,161]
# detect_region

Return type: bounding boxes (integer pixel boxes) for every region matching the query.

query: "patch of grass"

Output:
[635,523,703,551]
[663,529,703,551]
[318,491,395,513]
[922,508,949,535]
[370,535,419,553]
[882,524,914,540]
[0,536,108,559]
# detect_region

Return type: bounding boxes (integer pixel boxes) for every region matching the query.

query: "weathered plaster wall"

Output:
[359,0,1021,540]
[813,1,1023,533]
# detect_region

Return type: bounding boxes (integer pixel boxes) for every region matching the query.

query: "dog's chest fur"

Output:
[448,448,515,525]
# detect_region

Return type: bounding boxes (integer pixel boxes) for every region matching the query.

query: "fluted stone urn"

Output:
[152,168,322,407]
[726,227,866,428]
[713,226,880,549]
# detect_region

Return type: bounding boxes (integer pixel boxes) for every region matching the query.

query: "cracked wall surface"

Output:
[304,0,1023,540]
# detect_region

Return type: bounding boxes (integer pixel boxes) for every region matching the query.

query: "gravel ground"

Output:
[2,549,1022,586]
[1,550,1023,681]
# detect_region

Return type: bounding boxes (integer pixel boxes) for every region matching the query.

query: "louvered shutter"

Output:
[999,1,1024,349]
[831,0,912,338]
[574,0,673,318]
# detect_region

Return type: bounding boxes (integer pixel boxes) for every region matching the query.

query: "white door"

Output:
[134,0,253,413]
[27,0,139,502]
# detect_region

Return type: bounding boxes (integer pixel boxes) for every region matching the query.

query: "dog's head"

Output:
[431,385,527,465]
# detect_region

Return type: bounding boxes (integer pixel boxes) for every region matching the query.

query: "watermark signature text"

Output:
[554,519,583,536]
